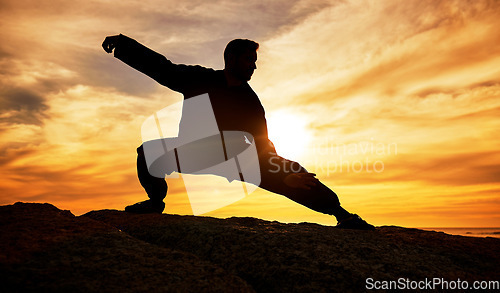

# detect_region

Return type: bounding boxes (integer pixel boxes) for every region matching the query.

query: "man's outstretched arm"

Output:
[102,34,211,92]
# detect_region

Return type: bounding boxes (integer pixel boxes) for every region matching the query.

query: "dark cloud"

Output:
[0,55,78,127]
[0,47,12,60]
[0,87,48,125]
[0,143,38,165]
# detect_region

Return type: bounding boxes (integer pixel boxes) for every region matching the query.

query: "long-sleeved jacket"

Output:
[113,34,280,164]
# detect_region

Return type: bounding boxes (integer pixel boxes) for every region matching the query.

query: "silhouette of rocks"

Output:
[0,202,252,292]
[1,202,499,292]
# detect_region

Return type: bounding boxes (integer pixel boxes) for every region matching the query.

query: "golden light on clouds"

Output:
[0,0,499,228]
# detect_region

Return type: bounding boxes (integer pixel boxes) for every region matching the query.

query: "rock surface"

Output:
[0,202,251,292]
[1,202,499,292]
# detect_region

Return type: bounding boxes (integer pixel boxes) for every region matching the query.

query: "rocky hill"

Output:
[1,202,499,292]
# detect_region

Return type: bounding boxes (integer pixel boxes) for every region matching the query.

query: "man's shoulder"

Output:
[195,68,225,83]
[177,64,217,74]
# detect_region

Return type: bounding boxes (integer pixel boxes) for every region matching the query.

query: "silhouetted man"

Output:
[102,34,374,230]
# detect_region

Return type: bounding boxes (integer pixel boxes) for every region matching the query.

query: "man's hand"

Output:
[102,35,121,53]
[284,172,319,190]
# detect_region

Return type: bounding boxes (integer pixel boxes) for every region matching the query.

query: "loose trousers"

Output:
[137,145,344,217]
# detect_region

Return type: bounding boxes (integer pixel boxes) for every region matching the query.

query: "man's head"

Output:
[224,39,259,82]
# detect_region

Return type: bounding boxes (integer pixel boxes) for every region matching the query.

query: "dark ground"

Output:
[1,202,499,292]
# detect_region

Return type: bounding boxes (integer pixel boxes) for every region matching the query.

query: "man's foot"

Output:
[336,214,375,230]
[125,200,165,214]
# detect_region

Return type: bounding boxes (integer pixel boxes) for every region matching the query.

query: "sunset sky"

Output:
[1,0,499,228]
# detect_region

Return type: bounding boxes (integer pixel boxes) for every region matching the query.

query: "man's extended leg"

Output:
[259,157,374,230]
[124,145,167,213]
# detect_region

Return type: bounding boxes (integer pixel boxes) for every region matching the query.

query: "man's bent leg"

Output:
[136,145,167,201]
[124,145,167,214]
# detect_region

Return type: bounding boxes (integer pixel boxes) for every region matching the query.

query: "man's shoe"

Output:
[125,200,165,214]
[336,214,375,230]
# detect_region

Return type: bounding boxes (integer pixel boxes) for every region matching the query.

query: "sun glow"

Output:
[266,110,311,161]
